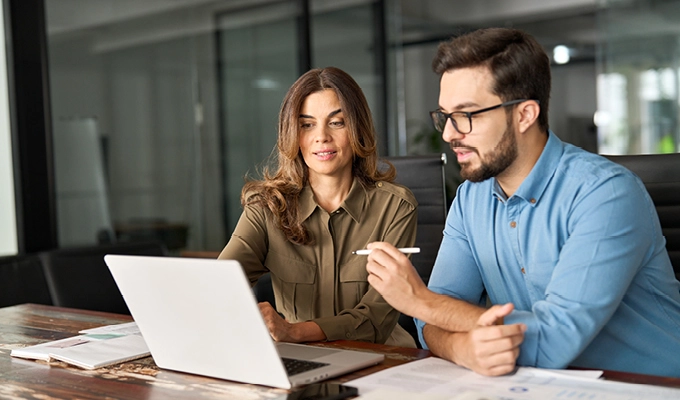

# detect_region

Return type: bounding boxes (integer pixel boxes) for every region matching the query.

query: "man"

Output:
[365,28,680,378]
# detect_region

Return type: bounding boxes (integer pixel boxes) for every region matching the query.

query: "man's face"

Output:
[437,67,518,182]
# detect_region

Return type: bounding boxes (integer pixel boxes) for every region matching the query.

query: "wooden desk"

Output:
[1,304,679,400]
[0,304,429,399]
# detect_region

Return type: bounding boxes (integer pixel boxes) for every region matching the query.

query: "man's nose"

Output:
[442,119,465,143]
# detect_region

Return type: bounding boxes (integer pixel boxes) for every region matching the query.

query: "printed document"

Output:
[11,322,148,369]
[347,357,680,400]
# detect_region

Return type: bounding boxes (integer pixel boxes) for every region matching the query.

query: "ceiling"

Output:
[45,0,680,66]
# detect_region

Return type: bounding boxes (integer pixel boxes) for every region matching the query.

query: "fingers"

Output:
[365,242,420,283]
[474,343,521,376]
[365,257,387,281]
[366,242,412,269]
[365,243,404,289]
[480,355,519,376]
[464,325,525,376]
[477,303,515,326]
[470,324,525,349]
[258,302,291,342]
[258,301,276,316]
[470,337,521,376]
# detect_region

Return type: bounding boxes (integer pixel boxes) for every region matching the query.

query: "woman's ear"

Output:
[516,100,540,133]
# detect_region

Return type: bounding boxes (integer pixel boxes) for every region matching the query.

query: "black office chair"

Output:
[253,272,276,308]
[604,153,680,280]
[385,153,448,346]
[39,241,168,314]
[0,254,53,308]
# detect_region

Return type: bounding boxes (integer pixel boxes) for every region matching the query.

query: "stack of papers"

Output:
[347,357,680,400]
[10,322,150,369]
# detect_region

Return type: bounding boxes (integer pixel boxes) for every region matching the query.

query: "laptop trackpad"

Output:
[276,343,340,360]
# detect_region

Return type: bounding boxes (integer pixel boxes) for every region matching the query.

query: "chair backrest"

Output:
[385,154,448,284]
[39,241,167,314]
[385,154,448,347]
[0,254,53,308]
[603,153,680,280]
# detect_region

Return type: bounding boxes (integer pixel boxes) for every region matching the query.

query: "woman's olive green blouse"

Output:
[218,178,418,348]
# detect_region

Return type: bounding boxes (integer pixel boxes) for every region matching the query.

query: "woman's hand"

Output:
[258,302,327,343]
[259,302,296,342]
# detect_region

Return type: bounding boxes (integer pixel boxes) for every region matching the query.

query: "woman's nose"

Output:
[313,126,331,142]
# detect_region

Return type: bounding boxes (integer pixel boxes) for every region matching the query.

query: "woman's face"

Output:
[298,89,354,182]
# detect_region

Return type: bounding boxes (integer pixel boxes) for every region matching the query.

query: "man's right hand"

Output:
[365,242,429,318]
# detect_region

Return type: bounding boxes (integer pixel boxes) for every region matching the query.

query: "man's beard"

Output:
[453,122,518,183]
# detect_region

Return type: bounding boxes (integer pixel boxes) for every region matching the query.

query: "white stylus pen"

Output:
[351,247,420,255]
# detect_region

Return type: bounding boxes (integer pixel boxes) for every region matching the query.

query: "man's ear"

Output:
[516,100,540,133]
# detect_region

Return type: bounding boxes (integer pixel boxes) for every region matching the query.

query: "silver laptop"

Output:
[104,255,384,389]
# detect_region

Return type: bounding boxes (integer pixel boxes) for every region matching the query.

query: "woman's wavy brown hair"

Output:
[241,67,396,245]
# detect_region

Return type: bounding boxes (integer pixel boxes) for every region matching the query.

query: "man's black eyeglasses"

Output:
[429,99,537,134]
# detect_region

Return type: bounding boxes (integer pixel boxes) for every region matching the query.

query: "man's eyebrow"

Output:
[299,114,314,119]
[438,102,481,112]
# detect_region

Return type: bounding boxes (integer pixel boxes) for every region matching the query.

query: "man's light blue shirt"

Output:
[416,131,680,377]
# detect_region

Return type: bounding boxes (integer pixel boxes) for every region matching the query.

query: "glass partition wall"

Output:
[597,0,680,154]
[42,0,680,253]
[46,2,223,251]
[217,1,385,233]
[216,2,299,236]
[45,0,391,252]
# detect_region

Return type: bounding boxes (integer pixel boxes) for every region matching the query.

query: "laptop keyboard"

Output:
[282,357,330,376]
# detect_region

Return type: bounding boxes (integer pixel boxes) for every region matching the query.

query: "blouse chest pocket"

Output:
[264,255,316,322]
[339,258,370,307]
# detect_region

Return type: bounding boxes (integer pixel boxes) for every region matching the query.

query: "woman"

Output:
[218,67,417,347]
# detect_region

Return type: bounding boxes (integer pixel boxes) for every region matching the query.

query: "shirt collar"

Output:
[299,177,365,223]
[493,130,564,206]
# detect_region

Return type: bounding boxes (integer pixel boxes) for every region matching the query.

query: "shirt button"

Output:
[510,221,517,228]
[345,333,352,338]
[530,198,536,204]
[521,268,525,274]
[377,182,383,188]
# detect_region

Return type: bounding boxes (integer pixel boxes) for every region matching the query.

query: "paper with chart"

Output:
[79,321,140,336]
[11,322,148,369]
[347,357,680,400]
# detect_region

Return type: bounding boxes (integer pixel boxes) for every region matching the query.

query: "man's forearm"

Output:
[422,324,462,363]
[414,290,487,332]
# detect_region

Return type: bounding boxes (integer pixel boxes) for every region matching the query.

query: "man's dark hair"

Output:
[433,28,551,132]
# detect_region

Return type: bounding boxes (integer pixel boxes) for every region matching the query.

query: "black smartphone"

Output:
[278,383,359,400]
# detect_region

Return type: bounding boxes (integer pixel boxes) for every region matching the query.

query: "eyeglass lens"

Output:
[431,112,472,134]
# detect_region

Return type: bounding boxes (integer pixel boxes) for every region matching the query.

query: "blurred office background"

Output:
[3,0,680,256]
